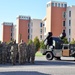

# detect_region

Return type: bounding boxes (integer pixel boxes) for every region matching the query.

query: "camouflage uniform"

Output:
[26,44,31,63]
[2,42,8,64]
[7,42,13,63]
[30,43,36,63]
[10,41,18,65]
[18,40,27,64]
[0,43,2,64]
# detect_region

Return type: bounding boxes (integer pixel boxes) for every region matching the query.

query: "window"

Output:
[31,29,33,33]
[40,35,42,39]
[28,23,30,27]
[63,30,65,32]
[69,11,71,17]
[58,3,60,7]
[28,35,29,39]
[52,3,54,6]
[55,3,57,7]
[64,4,67,7]
[69,29,71,35]
[31,35,32,39]
[61,4,63,7]
[28,29,29,33]
[63,21,65,26]
[40,29,42,34]
[47,4,48,7]
[11,38,12,41]
[40,23,42,27]
[69,20,71,26]
[11,33,12,36]
[63,12,66,18]
[11,28,12,31]
[47,3,50,7]
[43,24,45,26]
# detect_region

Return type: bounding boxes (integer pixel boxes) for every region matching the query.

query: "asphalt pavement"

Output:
[0,56,75,75]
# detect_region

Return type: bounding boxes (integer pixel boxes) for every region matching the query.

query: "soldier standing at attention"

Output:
[18,40,27,64]
[10,40,18,65]
[2,42,7,64]
[30,43,36,63]
[0,42,2,64]
[26,44,31,63]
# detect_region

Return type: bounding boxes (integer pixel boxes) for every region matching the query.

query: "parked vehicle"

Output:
[41,37,75,60]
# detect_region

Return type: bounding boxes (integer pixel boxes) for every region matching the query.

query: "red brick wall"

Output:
[51,7,66,37]
[3,25,12,42]
[18,19,29,43]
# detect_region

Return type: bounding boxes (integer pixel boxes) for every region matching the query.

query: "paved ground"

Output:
[0,56,75,75]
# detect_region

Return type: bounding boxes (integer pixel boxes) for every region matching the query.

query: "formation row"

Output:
[0,40,36,65]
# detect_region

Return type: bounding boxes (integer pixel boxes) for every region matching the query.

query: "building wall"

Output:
[42,17,47,39]
[12,25,16,40]
[66,7,71,42]
[71,6,75,41]
[46,1,67,37]
[51,6,66,37]
[16,16,30,43]
[2,22,13,42]
[46,3,51,33]
[66,6,75,42]
[30,19,44,41]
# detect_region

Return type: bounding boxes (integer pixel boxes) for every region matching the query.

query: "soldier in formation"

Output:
[10,40,18,65]
[26,43,36,63]
[0,40,36,65]
[18,40,27,64]
[30,43,36,63]
[2,42,7,64]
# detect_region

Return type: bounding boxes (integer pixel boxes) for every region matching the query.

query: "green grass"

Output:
[35,51,43,57]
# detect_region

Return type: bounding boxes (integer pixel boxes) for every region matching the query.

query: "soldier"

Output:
[26,44,31,63]
[30,43,36,63]
[0,42,2,64]
[7,41,13,63]
[2,42,8,64]
[10,40,18,65]
[18,40,27,64]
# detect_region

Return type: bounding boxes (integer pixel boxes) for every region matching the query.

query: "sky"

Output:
[0,0,75,41]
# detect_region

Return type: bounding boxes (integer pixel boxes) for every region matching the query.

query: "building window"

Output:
[31,29,33,33]
[55,3,57,7]
[31,35,32,39]
[11,28,12,31]
[47,3,50,7]
[61,4,63,7]
[64,4,67,7]
[11,33,12,36]
[28,35,29,39]
[58,3,60,7]
[40,29,42,34]
[28,29,29,33]
[47,4,48,7]
[40,35,42,40]
[69,11,71,17]
[40,23,42,27]
[69,20,71,26]
[63,21,65,26]
[52,3,54,6]
[28,23,30,27]
[69,29,71,35]
[11,38,12,41]
[63,12,66,18]
[43,24,45,26]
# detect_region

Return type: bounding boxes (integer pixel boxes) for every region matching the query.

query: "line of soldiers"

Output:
[0,40,36,65]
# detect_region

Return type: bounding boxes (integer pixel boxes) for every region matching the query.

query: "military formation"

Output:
[0,40,36,65]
